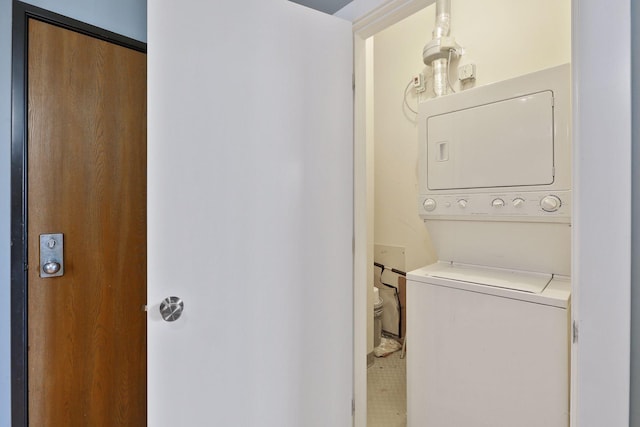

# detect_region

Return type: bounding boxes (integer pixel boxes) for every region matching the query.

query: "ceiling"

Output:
[289,0,353,15]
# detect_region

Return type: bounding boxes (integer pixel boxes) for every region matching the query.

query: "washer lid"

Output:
[418,262,552,294]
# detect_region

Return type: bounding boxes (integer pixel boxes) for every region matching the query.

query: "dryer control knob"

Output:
[423,198,437,212]
[540,195,562,212]
[457,199,467,208]
[512,198,525,208]
[492,198,505,208]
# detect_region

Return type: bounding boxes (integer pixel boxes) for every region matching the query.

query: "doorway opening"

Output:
[354,1,572,426]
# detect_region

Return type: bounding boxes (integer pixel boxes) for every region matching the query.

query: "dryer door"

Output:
[427,91,555,190]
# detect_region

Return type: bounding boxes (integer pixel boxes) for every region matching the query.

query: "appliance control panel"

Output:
[418,190,571,222]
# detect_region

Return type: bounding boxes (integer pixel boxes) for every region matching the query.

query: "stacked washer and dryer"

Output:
[407,64,572,426]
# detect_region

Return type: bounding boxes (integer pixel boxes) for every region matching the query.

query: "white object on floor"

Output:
[374,337,402,358]
[367,351,406,427]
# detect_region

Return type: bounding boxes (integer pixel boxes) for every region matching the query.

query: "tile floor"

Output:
[367,350,407,427]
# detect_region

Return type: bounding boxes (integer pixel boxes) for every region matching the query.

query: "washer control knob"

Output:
[540,195,562,212]
[423,198,437,212]
[491,198,505,208]
[457,199,467,208]
[512,197,525,208]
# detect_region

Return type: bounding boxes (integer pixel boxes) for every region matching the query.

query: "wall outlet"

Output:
[458,63,476,81]
[412,73,426,93]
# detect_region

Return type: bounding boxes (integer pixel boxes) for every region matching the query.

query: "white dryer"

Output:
[408,64,572,426]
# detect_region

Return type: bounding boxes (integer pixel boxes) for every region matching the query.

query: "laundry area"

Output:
[365,0,571,426]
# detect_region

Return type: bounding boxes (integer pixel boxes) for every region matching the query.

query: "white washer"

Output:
[407,262,570,427]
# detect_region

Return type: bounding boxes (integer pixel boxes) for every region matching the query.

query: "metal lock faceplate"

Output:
[39,233,64,278]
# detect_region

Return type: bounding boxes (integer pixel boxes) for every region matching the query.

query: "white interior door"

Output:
[147,1,353,426]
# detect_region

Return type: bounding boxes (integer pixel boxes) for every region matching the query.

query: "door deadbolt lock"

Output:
[40,233,64,278]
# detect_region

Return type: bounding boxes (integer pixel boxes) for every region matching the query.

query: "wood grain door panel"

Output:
[27,19,146,426]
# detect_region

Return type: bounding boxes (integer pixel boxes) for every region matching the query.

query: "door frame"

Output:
[10,2,146,425]
[350,0,632,426]
[350,3,433,425]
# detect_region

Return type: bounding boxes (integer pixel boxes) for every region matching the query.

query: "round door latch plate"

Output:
[159,296,184,322]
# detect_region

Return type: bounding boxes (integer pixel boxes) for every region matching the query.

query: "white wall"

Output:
[371,0,571,272]
[0,1,145,425]
[632,0,640,423]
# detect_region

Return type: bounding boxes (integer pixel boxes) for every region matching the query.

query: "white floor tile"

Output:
[367,350,406,427]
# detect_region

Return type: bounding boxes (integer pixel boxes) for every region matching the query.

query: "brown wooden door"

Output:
[27,18,147,426]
